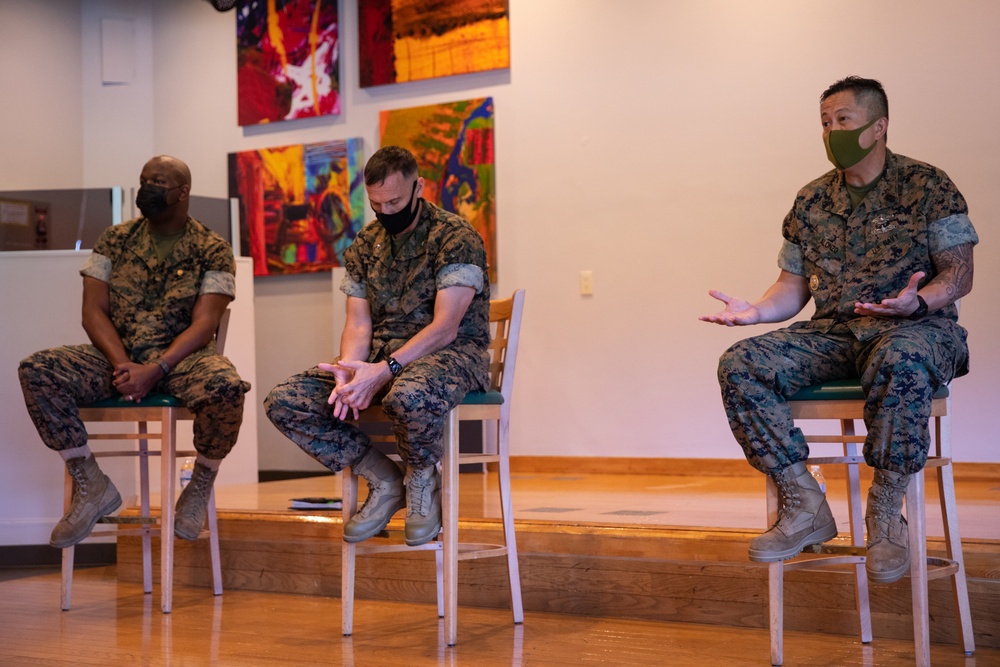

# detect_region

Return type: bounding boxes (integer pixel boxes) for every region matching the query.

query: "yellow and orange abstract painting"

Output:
[359,0,509,88]
[380,98,497,281]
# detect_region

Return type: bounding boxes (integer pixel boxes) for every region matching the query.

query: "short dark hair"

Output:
[820,76,889,123]
[364,146,418,186]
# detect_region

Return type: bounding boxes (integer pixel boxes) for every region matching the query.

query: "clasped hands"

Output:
[320,359,391,421]
[112,361,164,402]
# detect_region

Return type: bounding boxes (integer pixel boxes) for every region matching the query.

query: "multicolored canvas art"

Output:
[229,139,365,276]
[237,0,340,126]
[359,0,509,88]
[380,97,496,281]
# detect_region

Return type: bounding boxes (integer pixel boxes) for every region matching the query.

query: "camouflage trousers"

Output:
[18,343,249,460]
[717,319,969,476]
[264,348,484,472]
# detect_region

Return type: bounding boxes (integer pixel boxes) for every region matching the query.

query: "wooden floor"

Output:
[6,465,998,665]
[1,565,997,666]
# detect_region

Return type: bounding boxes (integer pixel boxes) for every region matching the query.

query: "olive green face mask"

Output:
[823,117,880,170]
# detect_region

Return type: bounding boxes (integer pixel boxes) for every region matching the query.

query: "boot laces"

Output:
[64,460,93,520]
[177,466,214,519]
[772,473,802,525]
[356,479,386,519]
[408,470,434,516]
[868,474,907,542]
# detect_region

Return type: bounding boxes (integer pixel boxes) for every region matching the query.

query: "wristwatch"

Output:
[386,356,403,377]
[908,295,928,321]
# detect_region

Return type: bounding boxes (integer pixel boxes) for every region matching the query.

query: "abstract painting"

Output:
[237,0,340,126]
[380,97,496,281]
[359,0,509,88]
[229,138,365,276]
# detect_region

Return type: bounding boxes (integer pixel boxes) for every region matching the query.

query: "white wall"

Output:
[1,0,998,483]
[0,1,84,188]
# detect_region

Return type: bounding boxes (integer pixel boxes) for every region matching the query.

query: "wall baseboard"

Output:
[0,543,115,568]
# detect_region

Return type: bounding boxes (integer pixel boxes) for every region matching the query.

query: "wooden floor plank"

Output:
[1,566,997,666]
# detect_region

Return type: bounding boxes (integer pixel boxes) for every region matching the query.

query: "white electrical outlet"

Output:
[580,270,593,295]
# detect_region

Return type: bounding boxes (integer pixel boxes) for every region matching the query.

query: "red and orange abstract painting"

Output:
[359,0,509,88]
[237,0,340,126]
[228,139,365,276]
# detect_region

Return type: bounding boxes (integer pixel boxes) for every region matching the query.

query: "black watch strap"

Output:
[386,356,403,376]
[908,295,928,321]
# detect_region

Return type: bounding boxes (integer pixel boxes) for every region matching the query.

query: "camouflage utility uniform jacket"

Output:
[341,200,490,390]
[80,216,236,362]
[778,150,979,345]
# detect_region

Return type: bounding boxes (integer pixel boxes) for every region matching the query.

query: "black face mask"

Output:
[136,184,178,219]
[374,181,418,235]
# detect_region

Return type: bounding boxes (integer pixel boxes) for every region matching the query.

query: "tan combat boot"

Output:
[865,468,910,584]
[50,455,122,548]
[748,461,838,562]
[403,464,441,547]
[343,448,405,543]
[174,461,219,540]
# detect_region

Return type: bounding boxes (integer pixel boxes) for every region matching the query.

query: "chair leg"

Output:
[442,408,460,647]
[61,545,75,611]
[341,469,358,637]
[207,489,223,596]
[843,436,872,644]
[160,410,177,614]
[497,415,523,624]
[769,561,783,666]
[139,427,152,595]
[61,469,74,611]
[435,544,445,618]
[934,414,975,655]
[907,471,930,667]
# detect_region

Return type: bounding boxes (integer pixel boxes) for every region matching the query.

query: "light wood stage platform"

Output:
[115,460,1000,655]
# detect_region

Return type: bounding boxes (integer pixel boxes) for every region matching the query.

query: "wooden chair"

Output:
[62,312,230,613]
[341,289,526,646]
[765,379,975,666]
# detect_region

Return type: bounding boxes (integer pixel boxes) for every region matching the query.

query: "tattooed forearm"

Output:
[929,242,975,301]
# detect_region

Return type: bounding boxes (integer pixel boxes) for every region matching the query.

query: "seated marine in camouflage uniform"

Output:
[18,155,250,547]
[265,146,490,547]
[700,77,977,584]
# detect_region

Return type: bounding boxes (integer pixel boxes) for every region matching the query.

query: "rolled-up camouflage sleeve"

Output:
[202,271,235,298]
[80,252,112,282]
[341,238,367,298]
[928,213,978,254]
[200,238,236,298]
[340,271,366,298]
[777,239,804,276]
[437,263,484,293]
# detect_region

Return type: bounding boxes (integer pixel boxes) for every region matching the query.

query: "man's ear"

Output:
[875,117,889,140]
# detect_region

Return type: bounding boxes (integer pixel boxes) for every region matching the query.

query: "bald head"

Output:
[146,155,192,189]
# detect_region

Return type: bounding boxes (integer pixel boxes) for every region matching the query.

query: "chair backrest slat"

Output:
[486,290,525,399]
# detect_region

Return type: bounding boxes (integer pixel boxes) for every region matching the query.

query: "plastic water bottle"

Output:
[180,458,195,488]
[809,464,826,493]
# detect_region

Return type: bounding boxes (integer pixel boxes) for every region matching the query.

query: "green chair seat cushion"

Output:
[83,393,183,409]
[789,379,949,402]
[460,390,504,405]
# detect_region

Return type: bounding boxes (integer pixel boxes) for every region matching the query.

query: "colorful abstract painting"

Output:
[380,97,496,281]
[228,139,365,276]
[359,0,509,88]
[237,0,340,126]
